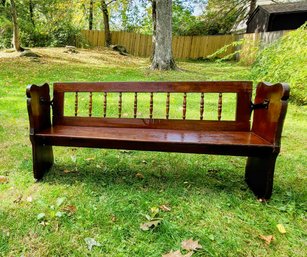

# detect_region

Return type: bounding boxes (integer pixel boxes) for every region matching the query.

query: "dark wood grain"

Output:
[89,92,93,117]
[166,92,170,119]
[251,82,290,145]
[27,81,289,199]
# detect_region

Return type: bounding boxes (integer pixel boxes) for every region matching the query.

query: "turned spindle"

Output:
[150,92,154,119]
[218,92,222,121]
[134,92,138,118]
[74,92,78,117]
[118,92,122,118]
[166,92,170,119]
[183,92,187,120]
[200,92,204,120]
[103,92,107,118]
[89,92,93,117]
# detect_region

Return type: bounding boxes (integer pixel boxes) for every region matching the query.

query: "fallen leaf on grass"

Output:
[259,235,274,245]
[85,157,95,161]
[84,237,101,251]
[136,173,145,179]
[13,195,23,203]
[0,176,9,184]
[111,215,116,222]
[62,205,77,215]
[150,207,160,217]
[159,204,171,212]
[276,224,286,234]
[63,169,77,174]
[56,197,66,207]
[140,220,161,231]
[37,213,46,221]
[26,196,33,202]
[181,239,202,251]
[162,250,193,257]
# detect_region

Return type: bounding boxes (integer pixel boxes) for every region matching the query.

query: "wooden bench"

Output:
[26,81,289,199]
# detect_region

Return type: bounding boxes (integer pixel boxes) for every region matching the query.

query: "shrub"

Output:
[251,24,307,105]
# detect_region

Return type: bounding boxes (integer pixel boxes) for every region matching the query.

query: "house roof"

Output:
[247,2,307,23]
[260,2,307,14]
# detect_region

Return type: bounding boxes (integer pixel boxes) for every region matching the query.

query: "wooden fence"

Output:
[80,30,289,60]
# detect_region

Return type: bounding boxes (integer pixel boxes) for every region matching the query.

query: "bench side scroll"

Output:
[26,83,52,135]
[251,82,290,147]
[26,83,54,180]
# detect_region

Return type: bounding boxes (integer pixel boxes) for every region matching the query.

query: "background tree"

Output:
[89,0,94,30]
[151,0,176,70]
[10,0,22,51]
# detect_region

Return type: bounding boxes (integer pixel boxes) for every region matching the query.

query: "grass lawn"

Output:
[0,48,306,257]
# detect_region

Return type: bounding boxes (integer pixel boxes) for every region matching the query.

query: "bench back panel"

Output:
[52,81,252,131]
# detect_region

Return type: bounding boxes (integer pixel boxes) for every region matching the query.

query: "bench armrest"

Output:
[26,83,52,135]
[251,82,290,147]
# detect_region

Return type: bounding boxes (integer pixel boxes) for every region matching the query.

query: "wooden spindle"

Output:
[166,92,170,119]
[200,92,204,120]
[134,92,138,118]
[118,92,122,118]
[218,92,222,121]
[103,92,107,118]
[89,92,93,117]
[149,92,154,119]
[74,92,78,117]
[182,93,187,120]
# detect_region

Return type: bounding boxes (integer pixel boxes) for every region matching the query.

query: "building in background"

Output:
[246,2,307,32]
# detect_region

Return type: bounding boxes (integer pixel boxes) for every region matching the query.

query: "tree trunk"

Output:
[10,0,22,51]
[151,0,157,61]
[101,0,111,47]
[151,0,176,70]
[248,0,257,19]
[89,0,93,30]
[29,0,34,26]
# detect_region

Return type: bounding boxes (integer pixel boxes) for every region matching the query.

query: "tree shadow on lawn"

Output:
[40,153,257,200]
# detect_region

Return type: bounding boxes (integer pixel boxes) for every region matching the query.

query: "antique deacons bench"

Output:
[26,81,289,199]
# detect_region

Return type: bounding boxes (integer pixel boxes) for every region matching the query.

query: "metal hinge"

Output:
[250,99,270,112]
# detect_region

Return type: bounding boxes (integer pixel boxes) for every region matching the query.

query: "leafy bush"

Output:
[251,24,307,105]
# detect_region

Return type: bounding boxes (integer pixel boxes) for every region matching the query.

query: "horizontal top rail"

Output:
[54,81,252,93]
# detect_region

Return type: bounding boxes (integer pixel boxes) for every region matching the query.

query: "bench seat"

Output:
[36,125,274,156]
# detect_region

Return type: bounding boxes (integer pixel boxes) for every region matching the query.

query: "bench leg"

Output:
[32,142,54,180]
[245,153,278,199]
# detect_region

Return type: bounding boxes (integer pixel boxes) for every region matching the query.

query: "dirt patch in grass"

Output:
[0,47,149,68]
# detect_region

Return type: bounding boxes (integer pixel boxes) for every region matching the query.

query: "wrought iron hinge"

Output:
[40,97,53,106]
[250,99,270,112]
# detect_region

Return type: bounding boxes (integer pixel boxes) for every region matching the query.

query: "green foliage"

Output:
[251,24,307,105]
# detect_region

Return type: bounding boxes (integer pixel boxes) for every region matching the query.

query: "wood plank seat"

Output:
[36,126,273,156]
[26,81,290,199]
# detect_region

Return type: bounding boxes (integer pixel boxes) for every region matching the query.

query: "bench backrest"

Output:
[52,81,252,131]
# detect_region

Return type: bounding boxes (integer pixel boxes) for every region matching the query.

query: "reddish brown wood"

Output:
[74,92,78,117]
[36,125,274,156]
[183,93,187,120]
[218,93,222,121]
[150,92,154,119]
[89,92,93,117]
[200,93,204,120]
[118,92,122,118]
[26,84,54,179]
[103,92,107,118]
[27,81,289,199]
[134,92,138,118]
[166,92,170,119]
[59,117,250,131]
[251,82,290,145]
[53,81,252,93]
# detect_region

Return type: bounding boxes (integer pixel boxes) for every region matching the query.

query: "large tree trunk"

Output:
[10,0,22,51]
[151,0,176,70]
[89,0,93,30]
[101,0,111,47]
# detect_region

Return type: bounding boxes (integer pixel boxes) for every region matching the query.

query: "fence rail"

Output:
[80,30,290,60]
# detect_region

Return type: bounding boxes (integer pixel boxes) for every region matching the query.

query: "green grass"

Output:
[0,48,306,257]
